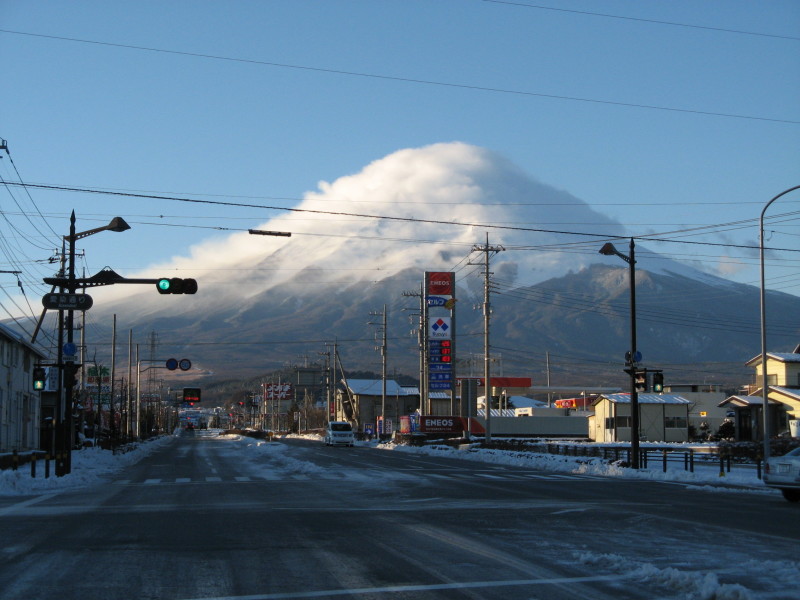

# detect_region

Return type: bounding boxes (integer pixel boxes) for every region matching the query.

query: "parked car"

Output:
[324,421,354,447]
[764,447,800,502]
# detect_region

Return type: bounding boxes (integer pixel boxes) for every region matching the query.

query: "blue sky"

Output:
[1,0,799,328]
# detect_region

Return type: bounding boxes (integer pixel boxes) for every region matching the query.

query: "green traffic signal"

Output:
[32,367,47,391]
[652,371,664,393]
[156,277,198,295]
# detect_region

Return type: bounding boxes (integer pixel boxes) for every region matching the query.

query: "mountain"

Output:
[59,262,800,393]
[16,143,800,389]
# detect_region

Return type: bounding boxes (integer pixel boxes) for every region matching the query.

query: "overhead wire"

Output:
[0,28,797,125]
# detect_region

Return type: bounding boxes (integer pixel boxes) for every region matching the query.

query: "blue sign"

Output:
[63,342,77,357]
[429,382,452,390]
[427,296,448,307]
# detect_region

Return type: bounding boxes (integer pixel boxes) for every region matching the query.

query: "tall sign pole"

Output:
[425,271,455,418]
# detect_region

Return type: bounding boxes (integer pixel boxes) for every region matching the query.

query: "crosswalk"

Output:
[112,470,600,486]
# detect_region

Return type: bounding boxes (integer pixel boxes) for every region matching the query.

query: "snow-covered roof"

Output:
[718,395,781,407]
[400,387,450,399]
[345,379,414,396]
[598,393,691,405]
[508,396,547,408]
[770,386,800,400]
[745,352,800,366]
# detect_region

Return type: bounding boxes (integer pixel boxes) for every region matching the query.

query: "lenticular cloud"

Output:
[94,142,624,310]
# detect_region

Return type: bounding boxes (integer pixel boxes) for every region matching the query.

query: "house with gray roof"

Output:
[590,393,691,443]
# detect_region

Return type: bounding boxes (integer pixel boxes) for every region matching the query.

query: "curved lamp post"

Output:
[599,238,639,468]
[759,185,800,465]
[57,213,130,476]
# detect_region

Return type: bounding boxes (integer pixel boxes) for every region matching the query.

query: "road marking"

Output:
[143,478,161,485]
[0,491,61,516]
[206,476,222,482]
[176,478,191,483]
[177,574,626,599]
[234,476,250,482]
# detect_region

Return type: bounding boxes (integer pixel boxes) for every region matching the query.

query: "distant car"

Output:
[185,422,195,430]
[764,447,800,502]
[324,421,354,447]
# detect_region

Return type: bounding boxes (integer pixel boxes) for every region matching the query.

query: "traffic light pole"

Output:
[628,239,640,469]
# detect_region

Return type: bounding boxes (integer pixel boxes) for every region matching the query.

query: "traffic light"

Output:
[32,367,47,391]
[156,278,198,295]
[652,371,664,393]
[183,388,201,403]
[634,368,649,392]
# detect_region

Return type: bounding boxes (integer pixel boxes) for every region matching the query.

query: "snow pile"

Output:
[379,441,776,493]
[0,433,176,495]
[222,434,328,476]
[576,551,753,600]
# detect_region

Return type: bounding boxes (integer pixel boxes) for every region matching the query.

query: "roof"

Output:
[401,387,449,399]
[718,395,781,407]
[345,379,413,396]
[597,393,692,405]
[0,322,47,359]
[771,386,800,401]
[745,352,800,367]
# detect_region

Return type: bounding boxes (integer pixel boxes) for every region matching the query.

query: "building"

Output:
[334,379,420,435]
[0,322,47,453]
[720,347,800,441]
[590,393,691,443]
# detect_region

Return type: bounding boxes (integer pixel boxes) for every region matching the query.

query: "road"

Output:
[1,431,798,600]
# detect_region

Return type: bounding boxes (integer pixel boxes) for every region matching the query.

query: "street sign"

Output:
[42,293,93,311]
[166,358,178,371]
[63,342,77,357]
[179,358,192,371]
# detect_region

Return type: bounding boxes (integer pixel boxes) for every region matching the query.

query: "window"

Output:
[615,416,632,428]
[665,416,688,429]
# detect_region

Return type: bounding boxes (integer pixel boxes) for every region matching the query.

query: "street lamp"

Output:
[599,238,640,469]
[759,185,800,466]
[56,212,130,476]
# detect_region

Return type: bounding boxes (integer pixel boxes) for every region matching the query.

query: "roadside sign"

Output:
[179,358,192,371]
[42,293,93,311]
[166,358,178,371]
[63,342,77,357]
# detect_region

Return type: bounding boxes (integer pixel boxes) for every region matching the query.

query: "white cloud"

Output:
[92,142,630,312]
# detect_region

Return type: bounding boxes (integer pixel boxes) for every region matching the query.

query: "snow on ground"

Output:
[0,430,778,499]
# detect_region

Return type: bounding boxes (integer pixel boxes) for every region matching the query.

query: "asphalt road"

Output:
[1,431,797,600]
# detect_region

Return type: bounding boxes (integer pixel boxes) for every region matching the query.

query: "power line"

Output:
[1,28,797,125]
[482,1,800,42]
[4,181,800,255]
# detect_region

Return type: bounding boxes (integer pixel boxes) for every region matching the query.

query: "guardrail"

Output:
[482,440,766,479]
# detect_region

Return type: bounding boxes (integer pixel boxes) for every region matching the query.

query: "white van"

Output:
[325,421,354,447]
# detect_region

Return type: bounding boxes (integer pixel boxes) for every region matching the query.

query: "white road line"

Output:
[178,574,626,599]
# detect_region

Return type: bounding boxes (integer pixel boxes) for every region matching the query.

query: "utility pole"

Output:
[369,305,388,437]
[471,233,504,443]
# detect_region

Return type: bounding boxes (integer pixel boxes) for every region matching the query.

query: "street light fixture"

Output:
[599,238,640,469]
[55,212,130,476]
[759,185,800,466]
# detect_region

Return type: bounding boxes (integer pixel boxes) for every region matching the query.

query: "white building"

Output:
[0,322,47,453]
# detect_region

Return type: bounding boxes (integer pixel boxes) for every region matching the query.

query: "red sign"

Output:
[457,377,532,388]
[426,272,454,296]
[419,416,485,434]
[264,383,294,400]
